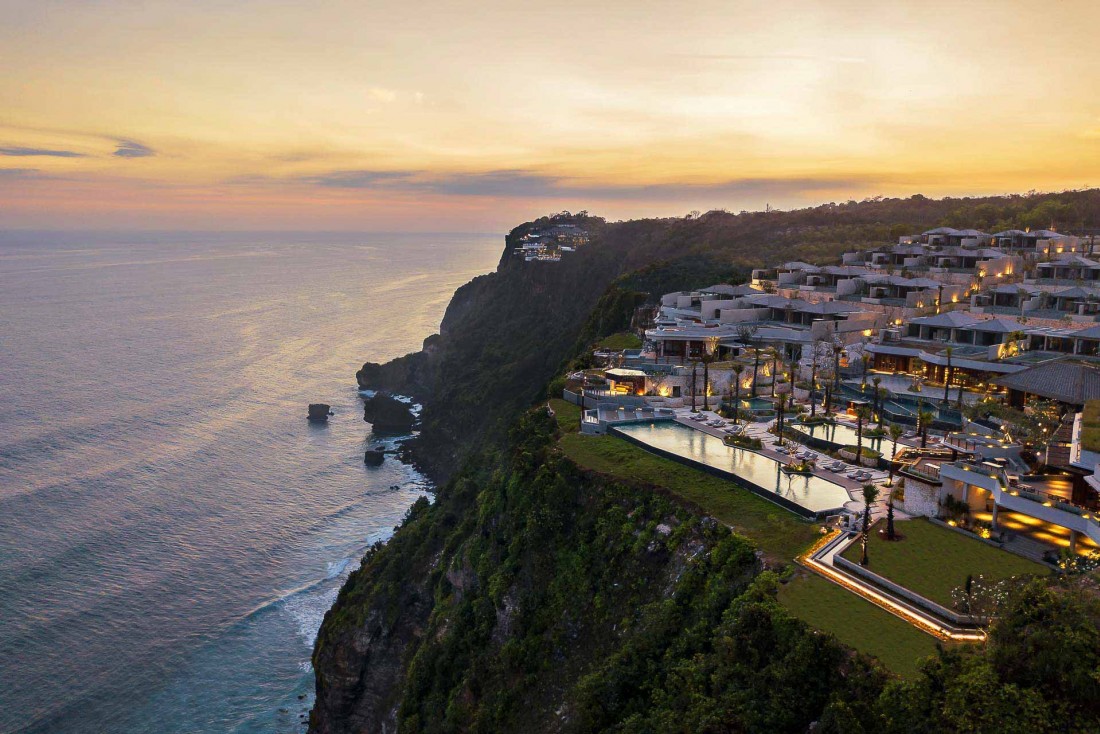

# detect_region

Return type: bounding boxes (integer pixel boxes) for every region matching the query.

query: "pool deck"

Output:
[673,410,899,512]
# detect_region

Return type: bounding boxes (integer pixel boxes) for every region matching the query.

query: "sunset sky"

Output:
[3,0,1099,231]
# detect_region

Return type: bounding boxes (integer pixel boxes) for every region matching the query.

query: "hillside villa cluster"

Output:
[562,226,1100,633]
[510,223,590,261]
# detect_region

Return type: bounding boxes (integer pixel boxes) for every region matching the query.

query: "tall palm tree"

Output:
[690,359,699,412]
[861,351,871,389]
[886,484,899,541]
[809,345,819,418]
[942,346,954,405]
[888,423,904,486]
[872,376,882,425]
[751,348,761,398]
[701,352,716,411]
[731,362,745,423]
[770,348,780,398]
[776,392,789,445]
[917,401,934,448]
[854,406,870,460]
[832,342,843,391]
[860,483,880,566]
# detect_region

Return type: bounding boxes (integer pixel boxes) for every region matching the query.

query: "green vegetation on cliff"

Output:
[558,432,817,562]
[312,405,1100,733]
[312,408,887,733]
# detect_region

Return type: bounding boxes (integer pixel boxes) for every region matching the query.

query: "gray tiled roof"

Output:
[969,318,1024,333]
[993,360,1100,404]
[909,311,982,328]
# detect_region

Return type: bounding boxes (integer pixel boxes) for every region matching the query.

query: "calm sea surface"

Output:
[0,232,502,733]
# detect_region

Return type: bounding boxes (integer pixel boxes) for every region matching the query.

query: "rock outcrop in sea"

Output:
[361,393,415,433]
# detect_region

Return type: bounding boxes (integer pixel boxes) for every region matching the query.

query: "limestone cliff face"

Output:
[309,499,439,734]
[307,410,887,734]
[307,412,768,733]
[352,216,629,480]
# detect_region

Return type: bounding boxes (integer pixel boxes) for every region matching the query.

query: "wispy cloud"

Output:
[683,53,867,65]
[113,138,155,158]
[0,146,86,158]
[299,169,420,188]
[285,168,863,201]
[0,168,49,180]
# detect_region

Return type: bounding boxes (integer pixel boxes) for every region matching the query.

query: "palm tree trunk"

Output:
[860,506,871,565]
[691,363,697,411]
[810,360,817,417]
[751,351,760,398]
[703,359,710,411]
[733,380,740,424]
[856,412,864,458]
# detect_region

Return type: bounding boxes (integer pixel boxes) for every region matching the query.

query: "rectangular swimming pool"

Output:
[613,422,851,515]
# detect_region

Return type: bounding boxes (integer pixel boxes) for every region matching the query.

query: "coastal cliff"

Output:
[310,404,1100,733]
[318,192,1100,733]
[310,409,887,733]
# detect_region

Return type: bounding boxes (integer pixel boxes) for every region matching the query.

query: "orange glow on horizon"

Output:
[3,1,1100,229]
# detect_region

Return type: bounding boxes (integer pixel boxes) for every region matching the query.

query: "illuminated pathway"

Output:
[798,530,987,643]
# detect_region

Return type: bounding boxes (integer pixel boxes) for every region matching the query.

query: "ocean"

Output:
[0,232,502,733]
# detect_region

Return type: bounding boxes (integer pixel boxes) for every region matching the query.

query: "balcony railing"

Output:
[950,460,1100,525]
[904,463,941,481]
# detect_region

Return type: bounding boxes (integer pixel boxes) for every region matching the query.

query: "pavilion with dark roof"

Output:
[993,359,1100,410]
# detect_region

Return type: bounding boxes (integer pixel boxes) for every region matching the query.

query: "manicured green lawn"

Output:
[548,398,582,434]
[594,332,643,351]
[778,574,943,678]
[558,433,820,561]
[839,518,1047,607]
[1082,399,1100,452]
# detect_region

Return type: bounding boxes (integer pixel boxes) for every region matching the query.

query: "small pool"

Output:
[614,422,850,515]
[795,422,900,460]
[739,397,775,413]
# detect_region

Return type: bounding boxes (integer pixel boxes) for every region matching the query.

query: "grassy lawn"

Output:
[558,433,819,561]
[1082,399,1100,452]
[839,518,1047,607]
[778,574,942,678]
[548,398,582,434]
[778,572,941,677]
[594,332,643,351]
